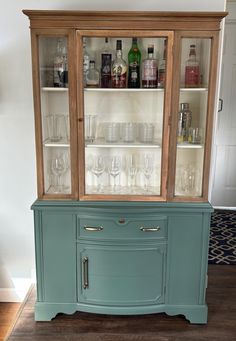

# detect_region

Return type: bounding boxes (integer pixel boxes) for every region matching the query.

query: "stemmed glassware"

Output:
[91,155,105,192]
[51,152,69,192]
[141,154,154,192]
[126,154,138,193]
[108,156,122,193]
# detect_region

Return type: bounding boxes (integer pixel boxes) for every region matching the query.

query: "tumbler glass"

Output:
[139,123,154,143]
[105,122,120,143]
[85,115,97,142]
[121,123,136,143]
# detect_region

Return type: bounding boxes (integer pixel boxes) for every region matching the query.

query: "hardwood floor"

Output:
[0,303,21,341]
[5,265,236,341]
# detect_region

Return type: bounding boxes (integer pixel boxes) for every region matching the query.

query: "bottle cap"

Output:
[105,37,108,43]
[116,40,122,50]
[147,44,154,54]
[132,37,137,44]
[180,103,190,110]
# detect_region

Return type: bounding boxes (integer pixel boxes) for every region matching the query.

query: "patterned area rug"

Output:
[209,209,236,265]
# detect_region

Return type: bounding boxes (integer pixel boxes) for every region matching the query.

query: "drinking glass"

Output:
[126,154,138,193]
[108,156,122,192]
[105,123,120,143]
[141,154,154,191]
[51,153,68,192]
[188,127,202,144]
[46,114,65,142]
[121,123,136,143]
[91,155,105,192]
[85,115,97,142]
[139,123,154,143]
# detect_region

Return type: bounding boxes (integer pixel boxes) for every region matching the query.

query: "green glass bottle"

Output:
[128,37,141,88]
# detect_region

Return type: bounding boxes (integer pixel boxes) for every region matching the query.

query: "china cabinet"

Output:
[24,10,226,323]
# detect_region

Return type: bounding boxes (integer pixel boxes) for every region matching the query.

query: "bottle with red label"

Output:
[185,44,200,88]
[142,44,157,88]
[111,40,127,88]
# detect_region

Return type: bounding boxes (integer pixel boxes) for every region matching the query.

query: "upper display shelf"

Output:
[41,87,208,92]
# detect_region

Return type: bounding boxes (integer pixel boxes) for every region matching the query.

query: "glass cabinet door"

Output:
[38,35,72,197]
[78,31,173,200]
[174,36,213,199]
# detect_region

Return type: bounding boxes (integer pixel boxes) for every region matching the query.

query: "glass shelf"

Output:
[42,87,68,92]
[43,139,70,148]
[177,143,204,149]
[85,140,161,149]
[180,87,208,92]
[84,88,164,92]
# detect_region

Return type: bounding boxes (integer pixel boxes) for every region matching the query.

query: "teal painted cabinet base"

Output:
[32,201,213,324]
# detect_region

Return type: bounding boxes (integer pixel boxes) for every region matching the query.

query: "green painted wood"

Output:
[78,215,167,241]
[32,201,212,324]
[36,211,77,303]
[166,213,209,305]
[78,243,166,306]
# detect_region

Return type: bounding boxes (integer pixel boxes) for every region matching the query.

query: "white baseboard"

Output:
[0,280,33,302]
[213,206,236,210]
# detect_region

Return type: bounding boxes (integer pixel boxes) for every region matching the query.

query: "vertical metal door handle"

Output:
[83,257,89,289]
[218,98,223,112]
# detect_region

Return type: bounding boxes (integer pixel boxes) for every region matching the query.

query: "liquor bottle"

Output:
[185,44,200,88]
[101,37,112,88]
[111,40,127,88]
[158,39,167,88]
[142,44,157,88]
[53,39,65,87]
[62,45,68,88]
[83,37,90,86]
[128,37,141,88]
[177,103,192,143]
[86,60,100,88]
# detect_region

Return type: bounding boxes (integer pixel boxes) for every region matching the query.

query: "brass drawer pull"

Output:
[84,226,103,232]
[83,257,89,289]
[140,226,160,232]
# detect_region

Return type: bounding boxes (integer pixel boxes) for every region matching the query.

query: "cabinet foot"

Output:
[35,302,78,321]
[165,304,208,324]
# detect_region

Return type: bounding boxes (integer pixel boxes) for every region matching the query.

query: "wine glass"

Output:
[141,154,154,192]
[126,154,138,193]
[51,153,68,192]
[91,155,105,192]
[108,156,122,193]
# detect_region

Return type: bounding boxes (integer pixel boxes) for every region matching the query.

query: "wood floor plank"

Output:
[5,265,236,341]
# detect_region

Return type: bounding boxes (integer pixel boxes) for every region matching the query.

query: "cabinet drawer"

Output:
[78,215,167,240]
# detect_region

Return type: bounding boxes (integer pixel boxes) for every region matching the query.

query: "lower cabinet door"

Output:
[78,243,166,306]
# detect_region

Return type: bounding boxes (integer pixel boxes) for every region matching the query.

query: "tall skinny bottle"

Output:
[101,37,112,88]
[111,40,127,88]
[142,44,157,88]
[128,37,141,88]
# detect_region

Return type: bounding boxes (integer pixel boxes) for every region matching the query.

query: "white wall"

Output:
[0,0,226,302]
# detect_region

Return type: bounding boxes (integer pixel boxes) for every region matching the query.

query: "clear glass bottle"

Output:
[86,60,100,88]
[111,40,127,88]
[177,103,192,143]
[185,44,200,88]
[128,37,141,88]
[83,37,90,86]
[142,44,158,88]
[158,39,167,88]
[54,39,65,87]
[101,37,112,88]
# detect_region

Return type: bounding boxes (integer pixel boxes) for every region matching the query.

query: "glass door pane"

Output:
[81,34,170,198]
[38,36,71,195]
[175,38,211,197]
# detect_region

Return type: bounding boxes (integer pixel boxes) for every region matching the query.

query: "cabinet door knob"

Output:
[140,226,160,232]
[84,226,103,232]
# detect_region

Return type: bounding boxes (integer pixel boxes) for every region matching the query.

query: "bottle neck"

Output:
[116,49,122,59]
